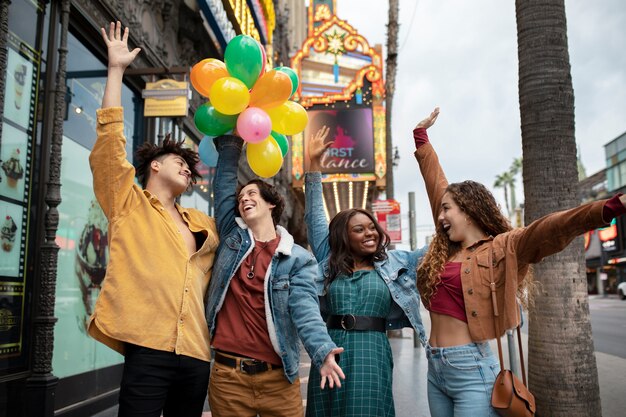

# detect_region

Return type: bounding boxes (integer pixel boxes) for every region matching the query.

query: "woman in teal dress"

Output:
[304,126,428,417]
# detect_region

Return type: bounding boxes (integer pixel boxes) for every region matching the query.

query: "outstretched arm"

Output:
[511,196,624,265]
[413,107,447,225]
[288,252,345,388]
[90,22,141,220]
[100,21,141,108]
[304,126,332,260]
[213,136,243,236]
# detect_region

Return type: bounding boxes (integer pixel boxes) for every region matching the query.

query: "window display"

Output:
[0,30,38,365]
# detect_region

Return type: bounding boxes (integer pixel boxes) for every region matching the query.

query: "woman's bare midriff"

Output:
[428,311,473,347]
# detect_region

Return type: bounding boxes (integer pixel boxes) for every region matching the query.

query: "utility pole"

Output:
[384,0,399,200]
[409,192,421,348]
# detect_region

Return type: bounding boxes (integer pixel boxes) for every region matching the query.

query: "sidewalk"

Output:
[389,308,626,417]
[94,310,626,417]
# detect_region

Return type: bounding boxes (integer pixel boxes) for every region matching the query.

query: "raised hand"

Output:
[308,125,332,172]
[415,107,440,130]
[100,22,141,108]
[319,347,345,389]
[101,21,141,71]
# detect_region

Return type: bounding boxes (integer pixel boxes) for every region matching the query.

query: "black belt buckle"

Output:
[240,359,268,374]
[340,314,356,330]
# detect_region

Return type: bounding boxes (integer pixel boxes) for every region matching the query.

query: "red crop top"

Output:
[427,262,467,322]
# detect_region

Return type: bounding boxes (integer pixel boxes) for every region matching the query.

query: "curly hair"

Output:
[236,179,285,226]
[417,180,533,307]
[135,134,201,189]
[326,209,390,287]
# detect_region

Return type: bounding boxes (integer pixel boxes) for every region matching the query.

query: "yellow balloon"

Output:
[266,101,308,135]
[209,77,250,115]
[246,137,283,178]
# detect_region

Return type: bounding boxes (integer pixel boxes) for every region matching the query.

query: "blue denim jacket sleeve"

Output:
[213,135,244,236]
[287,249,337,369]
[304,172,331,263]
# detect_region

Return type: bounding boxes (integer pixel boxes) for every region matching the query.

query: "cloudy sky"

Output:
[334,0,626,246]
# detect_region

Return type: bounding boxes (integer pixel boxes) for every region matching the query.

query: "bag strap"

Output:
[488,249,528,387]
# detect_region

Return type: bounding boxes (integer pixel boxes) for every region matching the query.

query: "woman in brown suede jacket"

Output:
[413,107,625,417]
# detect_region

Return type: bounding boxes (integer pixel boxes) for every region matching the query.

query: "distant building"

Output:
[583,131,626,295]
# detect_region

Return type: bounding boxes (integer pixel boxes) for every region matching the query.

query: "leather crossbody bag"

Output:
[488,250,536,417]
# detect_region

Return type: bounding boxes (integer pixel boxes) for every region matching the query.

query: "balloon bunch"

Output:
[191,35,307,177]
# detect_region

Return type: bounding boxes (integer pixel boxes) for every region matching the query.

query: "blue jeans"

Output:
[426,342,500,417]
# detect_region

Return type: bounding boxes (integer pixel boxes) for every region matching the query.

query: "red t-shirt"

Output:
[212,236,282,365]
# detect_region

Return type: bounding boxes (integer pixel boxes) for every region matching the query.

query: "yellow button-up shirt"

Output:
[87,107,218,362]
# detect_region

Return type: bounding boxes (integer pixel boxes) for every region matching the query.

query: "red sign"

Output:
[372,199,402,244]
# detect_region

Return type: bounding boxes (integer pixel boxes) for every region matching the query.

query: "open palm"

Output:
[415,107,440,130]
[308,125,332,163]
[101,21,141,70]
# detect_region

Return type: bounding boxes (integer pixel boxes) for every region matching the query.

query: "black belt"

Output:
[326,314,387,332]
[214,351,282,375]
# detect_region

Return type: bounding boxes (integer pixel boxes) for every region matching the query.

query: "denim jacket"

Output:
[304,172,428,345]
[206,136,338,383]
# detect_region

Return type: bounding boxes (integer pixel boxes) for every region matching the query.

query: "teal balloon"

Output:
[276,66,299,97]
[198,136,218,167]
[225,35,263,89]
[194,102,238,136]
[270,131,289,157]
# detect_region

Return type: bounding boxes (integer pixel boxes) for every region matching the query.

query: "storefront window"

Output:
[0,0,42,374]
[8,0,40,48]
[52,31,137,378]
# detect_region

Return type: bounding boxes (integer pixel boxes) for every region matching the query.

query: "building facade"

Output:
[288,0,388,234]
[582,131,626,295]
[0,1,277,416]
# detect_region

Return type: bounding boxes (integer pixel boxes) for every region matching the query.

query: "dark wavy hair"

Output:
[416,180,535,307]
[327,208,390,286]
[236,179,285,226]
[135,134,200,189]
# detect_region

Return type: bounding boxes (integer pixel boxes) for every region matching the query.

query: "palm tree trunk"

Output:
[503,183,511,217]
[384,0,399,200]
[516,1,601,416]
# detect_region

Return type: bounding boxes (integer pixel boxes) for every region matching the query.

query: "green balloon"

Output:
[271,131,289,157]
[194,102,238,136]
[276,66,299,97]
[225,35,263,89]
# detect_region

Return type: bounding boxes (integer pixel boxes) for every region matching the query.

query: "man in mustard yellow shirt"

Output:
[88,22,218,417]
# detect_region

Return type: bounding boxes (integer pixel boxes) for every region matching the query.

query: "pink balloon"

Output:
[237,107,272,143]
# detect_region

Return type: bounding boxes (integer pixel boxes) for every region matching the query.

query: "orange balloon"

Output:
[190,58,229,97]
[249,70,293,109]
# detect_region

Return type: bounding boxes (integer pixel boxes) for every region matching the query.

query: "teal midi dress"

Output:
[305,269,395,417]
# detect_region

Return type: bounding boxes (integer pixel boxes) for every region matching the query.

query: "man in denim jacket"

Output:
[205,135,344,417]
